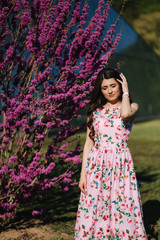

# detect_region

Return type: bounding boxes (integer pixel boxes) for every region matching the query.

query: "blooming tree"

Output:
[0,0,123,222]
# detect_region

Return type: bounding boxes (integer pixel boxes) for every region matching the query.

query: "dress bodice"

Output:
[93,107,133,150]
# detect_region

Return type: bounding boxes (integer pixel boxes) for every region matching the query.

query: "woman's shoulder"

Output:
[92,108,100,118]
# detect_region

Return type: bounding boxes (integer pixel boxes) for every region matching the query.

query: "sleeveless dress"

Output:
[74,107,147,240]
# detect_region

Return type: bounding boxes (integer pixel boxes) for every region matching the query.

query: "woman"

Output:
[74,68,147,239]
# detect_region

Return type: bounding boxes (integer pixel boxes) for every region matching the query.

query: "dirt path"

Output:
[0,219,73,240]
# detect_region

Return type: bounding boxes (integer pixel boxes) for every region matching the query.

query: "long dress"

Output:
[74,106,147,240]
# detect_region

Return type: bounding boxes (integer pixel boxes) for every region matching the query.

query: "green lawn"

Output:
[128,120,160,239]
[11,119,160,240]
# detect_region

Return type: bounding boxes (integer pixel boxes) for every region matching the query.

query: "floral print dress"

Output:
[74,107,147,240]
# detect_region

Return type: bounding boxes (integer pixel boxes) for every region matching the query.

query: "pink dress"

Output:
[74,107,147,240]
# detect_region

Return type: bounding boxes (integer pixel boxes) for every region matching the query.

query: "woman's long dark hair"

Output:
[87,67,132,141]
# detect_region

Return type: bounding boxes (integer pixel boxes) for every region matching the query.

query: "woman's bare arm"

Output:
[80,124,95,176]
[79,121,94,195]
[117,73,139,121]
[121,99,139,121]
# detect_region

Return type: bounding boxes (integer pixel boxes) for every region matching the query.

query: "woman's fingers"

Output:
[120,73,127,83]
[78,182,87,195]
[84,181,87,193]
[80,185,87,195]
[82,182,87,195]
[117,73,129,93]
[78,174,87,195]
[116,78,123,83]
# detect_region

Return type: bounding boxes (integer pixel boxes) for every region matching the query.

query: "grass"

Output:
[5,119,160,240]
[127,120,160,239]
[129,120,160,183]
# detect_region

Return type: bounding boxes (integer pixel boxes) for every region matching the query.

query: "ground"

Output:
[0,219,72,240]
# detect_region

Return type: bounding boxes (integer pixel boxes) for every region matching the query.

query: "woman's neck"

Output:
[104,101,121,108]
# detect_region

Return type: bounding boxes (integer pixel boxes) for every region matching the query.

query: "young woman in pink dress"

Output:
[74,68,147,239]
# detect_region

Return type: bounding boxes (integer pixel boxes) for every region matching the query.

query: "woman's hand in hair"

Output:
[79,172,87,195]
[117,73,129,93]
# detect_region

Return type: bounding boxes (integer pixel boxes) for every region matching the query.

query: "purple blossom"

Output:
[63,186,69,191]
[33,152,42,161]
[21,11,32,28]
[27,142,33,148]
[36,135,45,140]
[46,122,53,128]
[9,156,18,164]
[0,144,5,149]
[32,209,44,216]
[42,162,55,175]
[4,46,14,63]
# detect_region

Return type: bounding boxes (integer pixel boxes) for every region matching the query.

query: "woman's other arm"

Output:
[80,125,95,176]
[121,98,139,121]
[79,121,94,195]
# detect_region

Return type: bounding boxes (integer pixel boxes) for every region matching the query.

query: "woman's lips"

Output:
[109,94,115,97]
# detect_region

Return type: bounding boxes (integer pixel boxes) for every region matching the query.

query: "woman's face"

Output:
[101,78,121,103]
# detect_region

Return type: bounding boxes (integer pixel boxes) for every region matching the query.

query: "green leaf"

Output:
[82,224,85,229]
